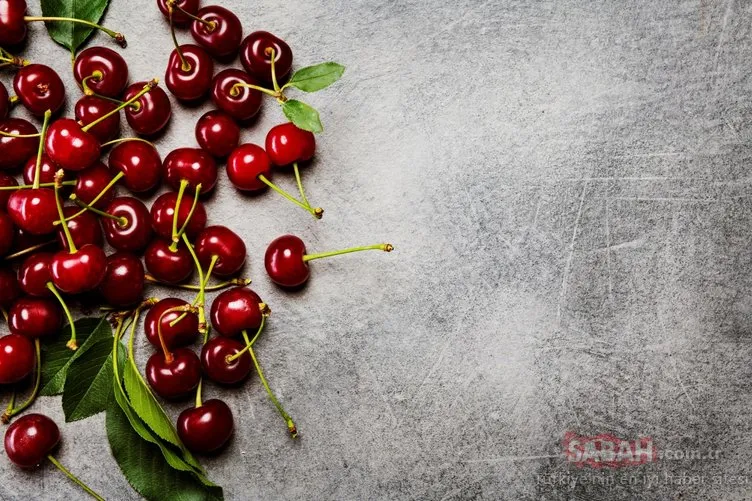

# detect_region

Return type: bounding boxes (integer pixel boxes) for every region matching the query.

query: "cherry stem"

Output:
[145,275,250,291]
[78,90,133,109]
[4,391,15,415]
[226,315,266,363]
[82,80,157,132]
[257,175,322,219]
[156,308,179,363]
[181,233,208,338]
[268,47,281,94]
[292,163,312,209]
[33,110,53,189]
[0,47,29,67]
[194,378,203,408]
[47,456,105,501]
[0,130,41,138]
[53,172,78,254]
[303,243,394,262]
[3,241,55,261]
[169,183,202,251]
[56,171,124,225]
[0,181,75,190]
[1,339,41,424]
[168,9,191,72]
[70,194,128,226]
[203,255,219,289]
[25,16,126,48]
[229,82,278,99]
[167,0,216,29]
[46,283,77,350]
[8,95,18,105]
[101,137,154,148]
[172,180,189,243]
[81,70,103,96]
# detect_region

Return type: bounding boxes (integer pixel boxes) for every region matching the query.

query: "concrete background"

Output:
[1,0,751,499]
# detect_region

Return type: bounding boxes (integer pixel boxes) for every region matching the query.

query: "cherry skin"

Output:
[240,31,293,85]
[22,154,69,187]
[157,0,199,26]
[99,252,144,307]
[191,6,242,59]
[0,0,27,46]
[195,111,239,159]
[163,147,218,194]
[74,96,120,143]
[56,206,103,251]
[265,122,316,167]
[146,348,201,400]
[211,69,262,121]
[18,252,53,297]
[144,297,199,349]
[103,197,153,252]
[7,188,59,235]
[195,225,246,277]
[264,234,310,288]
[74,161,115,209]
[4,414,61,468]
[13,64,65,117]
[108,140,162,193]
[8,297,62,338]
[50,244,108,294]
[144,240,194,284]
[123,82,172,136]
[0,119,39,170]
[150,191,207,240]
[0,81,8,121]
[0,334,35,384]
[0,267,21,306]
[73,46,129,98]
[45,118,100,172]
[0,211,14,256]
[201,336,251,384]
[177,399,233,453]
[0,174,18,207]
[210,287,263,338]
[226,143,271,192]
[165,45,214,102]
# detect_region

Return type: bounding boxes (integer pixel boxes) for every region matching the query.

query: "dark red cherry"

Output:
[73,46,129,98]
[123,82,172,136]
[7,188,59,235]
[103,197,152,252]
[0,174,18,207]
[195,111,239,158]
[195,225,246,277]
[200,336,251,384]
[0,267,21,306]
[265,122,316,167]
[13,64,65,117]
[18,252,53,297]
[74,161,115,209]
[108,140,161,192]
[146,348,201,399]
[99,252,144,307]
[144,297,199,349]
[144,240,194,284]
[0,211,14,256]
[163,147,217,194]
[22,154,69,187]
[0,81,8,121]
[150,191,207,240]
[45,118,100,172]
[210,69,262,121]
[74,96,120,143]
[0,119,39,170]
[165,45,214,102]
[209,287,263,338]
[264,234,309,288]
[0,334,35,384]
[191,6,242,59]
[177,399,233,453]
[157,0,199,26]
[0,0,28,47]
[56,206,103,251]
[50,244,107,294]
[226,143,271,192]
[240,31,293,85]
[4,414,61,468]
[9,297,62,338]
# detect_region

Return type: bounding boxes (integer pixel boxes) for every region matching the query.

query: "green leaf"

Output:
[285,62,345,93]
[40,0,110,52]
[62,338,114,422]
[282,100,323,133]
[106,398,224,501]
[40,317,111,396]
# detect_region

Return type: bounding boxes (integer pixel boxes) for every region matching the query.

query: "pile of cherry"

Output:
[0,0,392,497]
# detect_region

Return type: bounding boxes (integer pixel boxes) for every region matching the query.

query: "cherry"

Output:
[191,6,242,59]
[122,82,172,136]
[0,267,21,306]
[99,252,144,307]
[201,336,251,384]
[145,239,194,284]
[165,44,214,102]
[146,348,201,399]
[73,46,129,98]
[157,0,199,26]
[50,244,107,294]
[45,118,100,173]
[177,399,233,453]
[0,211,14,256]
[195,111,239,158]
[8,297,62,338]
[265,122,315,167]
[240,31,293,85]
[12,64,65,116]
[74,161,115,209]
[0,174,19,207]
[0,81,8,121]
[211,69,262,121]
[144,297,199,349]
[7,188,59,235]
[18,252,53,297]
[0,118,39,170]
[108,140,162,193]
[150,191,207,240]
[226,143,270,192]
[195,225,246,277]
[4,414,60,467]
[0,334,35,384]
[103,197,152,252]
[163,147,218,194]
[209,287,265,338]
[56,206,102,251]
[22,154,68,187]
[74,96,120,143]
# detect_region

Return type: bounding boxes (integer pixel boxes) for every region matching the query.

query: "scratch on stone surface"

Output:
[713,0,734,78]
[557,183,587,324]
[609,151,682,159]
[599,237,647,252]
[599,197,718,203]
[605,199,613,302]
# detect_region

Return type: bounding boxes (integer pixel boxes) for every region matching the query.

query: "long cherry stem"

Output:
[46,283,77,350]
[47,455,105,501]
[268,47,281,94]
[156,309,177,362]
[0,181,75,190]
[33,110,52,189]
[0,130,41,138]
[0,48,28,67]
[54,172,77,254]
[303,243,394,262]
[172,180,189,243]
[170,184,202,251]
[25,16,126,48]
[229,82,279,98]
[82,80,156,132]
[167,8,190,71]
[292,163,312,209]
[80,71,103,96]
[226,315,266,363]
[257,175,323,219]
[70,195,128,226]
[56,171,124,225]
[194,378,203,408]
[101,137,154,148]
[1,339,41,423]
[181,233,207,338]
[168,0,216,29]
[3,241,55,261]
[203,255,219,289]
[145,275,250,291]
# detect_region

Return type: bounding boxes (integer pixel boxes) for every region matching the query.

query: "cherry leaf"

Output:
[282,99,323,133]
[285,62,345,93]
[62,338,114,422]
[40,0,110,52]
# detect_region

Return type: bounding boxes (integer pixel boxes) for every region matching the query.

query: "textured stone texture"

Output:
[1,0,751,499]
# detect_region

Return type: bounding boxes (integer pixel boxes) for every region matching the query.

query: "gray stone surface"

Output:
[1,0,751,499]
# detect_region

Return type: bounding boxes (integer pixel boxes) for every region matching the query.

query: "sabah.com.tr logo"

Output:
[563,432,657,468]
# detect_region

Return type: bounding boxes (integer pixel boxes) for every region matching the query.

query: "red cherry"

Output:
[123,82,172,136]
[0,211,14,256]
[74,161,115,209]
[200,336,251,384]
[195,225,246,277]
[9,297,62,338]
[7,188,59,235]
[45,118,100,172]
[210,69,262,121]
[108,140,162,192]
[146,348,201,399]
[165,45,214,102]
[13,64,65,117]
[144,297,199,349]
[0,334,35,384]
[0,0,27,47]
[99,252,144,307]
[22,154,69,187]
[74,96,120,143]
[0,82,8,121]
[209,287,263,337]
[73,46,129,98]
[265,122,316,167]
[157,0,199,26]
[163,147,218,194]
[150,191,207,240]
[18,252,53,297]
[264,234,309,288]
[50,244,107,294]
[191,6,242,59]
[0,267,21,306]
[239,31,293,85]
[56,206,103,251]
[0,174,18,207]
[4,414,60,468]
[144,240,194,284]
[177,399,233,453]
[226,143,271,192]
[195,111,239,158]
[102,197,152,252]
[0,118,39,170]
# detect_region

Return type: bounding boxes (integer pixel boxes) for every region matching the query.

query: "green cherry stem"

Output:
[257,175,322,219]
[181,233,208,338]
[293,162,312,209]
[172,179,189,243]
[81,80,157,132]
[54,171,77,254]
[229,82,279,99]
[170,183,202,251]
[303,243,394,262]
[3,241,56,261]
[194,378,203,408]
[0,181,75,190]
[70,194,129,226]
[55,172,124,225]
[46,455,105,501]
[24,16,126,48]
[268,47,281,94]
[1,339,41,423]
[0,48,28,67]
[101,137,154,148]
[0,130,41,138]
[145,275,250,291]
[202,255,219,289]
[167,0,216,30]
[3,391,15,416]
[167,7,191,72]
[80,70,103,96]
[33,110,53,189]
[46,283,77,350]
[226,314,266,363]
